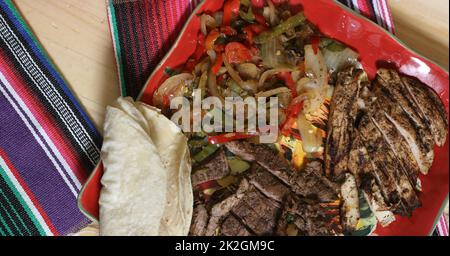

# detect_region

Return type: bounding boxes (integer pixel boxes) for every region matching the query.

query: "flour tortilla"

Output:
[99,97,193,236]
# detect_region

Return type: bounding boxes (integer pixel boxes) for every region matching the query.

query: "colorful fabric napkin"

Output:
[106,0,447,236]
[0,0,101,235]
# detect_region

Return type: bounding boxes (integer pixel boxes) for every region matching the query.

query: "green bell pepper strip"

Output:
[254,13,306,44]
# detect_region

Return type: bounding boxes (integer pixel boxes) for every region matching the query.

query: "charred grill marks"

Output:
[327,68,447,221]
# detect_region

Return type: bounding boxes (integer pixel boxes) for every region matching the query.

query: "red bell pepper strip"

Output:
[184,58,197,72]
[311,36,320,54]
[271,0,288,5]
[243,26,254,45]
[223,0,241,26]
[208,133,257,145]
[250,46,259,56]
[220,26,237,36]
[224,42,253,64]
[205,30,221,51]
[162,95,171,108]
[277,72,298,98]
[254,13,268,26]
[280,102,303,138]
[193,33,206,60]
[251,0,265,8]
[214,44,225,53]
[197,180,219,191]
[248,23,268,34]
[211,54,224,74]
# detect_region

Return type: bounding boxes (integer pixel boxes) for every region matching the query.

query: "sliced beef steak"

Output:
[246,163,290,202]
[220,214,252,236]
[192,149,230,187]
[291,161,340,202]
[225,141,338,202]
[190,204,209,236]
[231,187,281,235]
[205,178,250,236]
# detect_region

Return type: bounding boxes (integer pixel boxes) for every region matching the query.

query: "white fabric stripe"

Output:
[351,0,361,13]
[0,15,100,165]
[0,72,81,190]
[437,220,445,235]
[372,0,386,30]
[441,217,449,235]
[0,148,53,236]
[379,0,393,33]
[0,76,78,197]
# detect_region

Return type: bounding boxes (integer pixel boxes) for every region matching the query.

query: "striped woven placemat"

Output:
[0,0,101,236]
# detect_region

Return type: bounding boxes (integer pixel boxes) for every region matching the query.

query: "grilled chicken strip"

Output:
[326,67,368,179]
[401,75,449,147]
[373,71,436,174]
[340,173,360,232]
[369,96,422,186]
[362,179,396,227]
[225,141,339,202]
[375,69,448,164]
[357,114,421,216]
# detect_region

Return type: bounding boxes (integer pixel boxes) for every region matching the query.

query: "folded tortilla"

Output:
[99,97,193,236]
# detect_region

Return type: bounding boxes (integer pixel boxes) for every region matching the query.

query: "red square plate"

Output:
[78,0,449,236]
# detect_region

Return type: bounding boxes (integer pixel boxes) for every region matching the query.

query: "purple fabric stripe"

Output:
[0,81,87,235]
[0,82,79,193]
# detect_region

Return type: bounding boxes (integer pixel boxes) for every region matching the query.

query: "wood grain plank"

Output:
[13,0,120,130]
[389,0,449,69]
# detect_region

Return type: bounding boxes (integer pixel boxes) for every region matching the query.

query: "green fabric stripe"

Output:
[0,207,13,236]
[0,224,5,236]
[0,200,22,235]
[109,0,127,96]
[0,189,31,235]
[0,165,45,235]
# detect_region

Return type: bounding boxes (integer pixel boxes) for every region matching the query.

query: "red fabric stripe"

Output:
[0,50,88,183]
[357,0,376,20]
[115,2,133,94]
[0,148,59,235]
[158,0,169,51]
[126,2,143,88]
[378,0,395,33]
[131,1,147,86]
[440,216,449,235]
[143,0,157,68]
[149,0,163,60]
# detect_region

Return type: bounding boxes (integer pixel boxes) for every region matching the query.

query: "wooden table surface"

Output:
[13,0,450,130]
